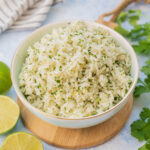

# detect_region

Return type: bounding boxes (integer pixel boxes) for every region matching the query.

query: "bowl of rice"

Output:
[11,21,139,128]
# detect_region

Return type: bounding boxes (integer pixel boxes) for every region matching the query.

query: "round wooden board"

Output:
[17,96,133,149]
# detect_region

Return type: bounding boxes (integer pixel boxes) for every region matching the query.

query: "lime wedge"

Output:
[0,132,43,150]
[0,61,12,93]
[0,96,20,134]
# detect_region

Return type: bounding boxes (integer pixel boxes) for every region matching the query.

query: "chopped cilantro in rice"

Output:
[19,21,132,118]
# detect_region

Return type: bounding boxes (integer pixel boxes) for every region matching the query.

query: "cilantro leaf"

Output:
[115,10,150,55]
[131,119,147,141]
[139,139,150,150]
[116,9,141,25]
[129,15,139,25]
[131,108,150,141]
[132,40,150,55]
[134,75,150,97]
[128,9,141,25]
[140,108,150,121]
[115,9,141,35]
[141,59,150,75]
[134,59,150,97]
[134,85,150,97]
[128,9,141,16]
[114,25,129,36]
[116,11,128,25]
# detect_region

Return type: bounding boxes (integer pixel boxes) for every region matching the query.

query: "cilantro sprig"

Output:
[131,108,150,149]
[131,108,150,141]
[115,9,150,55]
[115,10,141,36]
[115,9,150,97]
[115,9,150,150]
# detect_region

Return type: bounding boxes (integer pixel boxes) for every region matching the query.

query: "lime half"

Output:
[0,96,20,134]
[0,61,12,93]
[0,132,44,150]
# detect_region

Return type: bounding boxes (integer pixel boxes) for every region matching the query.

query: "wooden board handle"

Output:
[96,0,138,29]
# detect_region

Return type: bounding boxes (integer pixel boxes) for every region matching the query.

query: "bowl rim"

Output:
[11,20,139,120]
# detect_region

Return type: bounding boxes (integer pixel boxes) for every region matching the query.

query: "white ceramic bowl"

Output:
[11,21,139,128]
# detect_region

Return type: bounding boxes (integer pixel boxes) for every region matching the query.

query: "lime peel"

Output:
[0,61,12,93]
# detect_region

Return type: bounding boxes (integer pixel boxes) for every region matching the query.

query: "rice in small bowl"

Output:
[11,21,138,128]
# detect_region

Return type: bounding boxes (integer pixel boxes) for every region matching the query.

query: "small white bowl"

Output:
[11,21,139,128]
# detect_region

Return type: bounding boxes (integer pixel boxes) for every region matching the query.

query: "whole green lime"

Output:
[0,61,12,93]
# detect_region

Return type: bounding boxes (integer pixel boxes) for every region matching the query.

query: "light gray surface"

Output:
[0,0,150,150]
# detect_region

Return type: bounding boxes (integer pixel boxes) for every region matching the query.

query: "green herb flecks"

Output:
[97,98,101,102]
[37,84,41,88]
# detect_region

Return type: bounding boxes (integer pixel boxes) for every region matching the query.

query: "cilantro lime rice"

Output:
[19,21,132,118]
